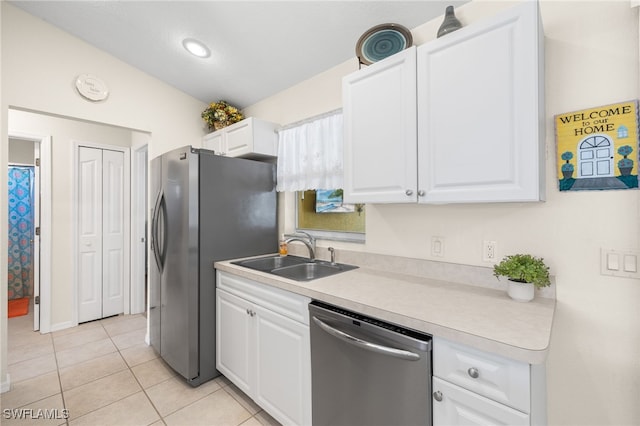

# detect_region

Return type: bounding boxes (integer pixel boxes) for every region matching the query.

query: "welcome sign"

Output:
[555,100,640,191]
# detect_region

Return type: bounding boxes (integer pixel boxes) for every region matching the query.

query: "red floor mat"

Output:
[8,297,29,318]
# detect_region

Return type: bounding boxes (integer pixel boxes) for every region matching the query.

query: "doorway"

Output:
[7,133,51,332]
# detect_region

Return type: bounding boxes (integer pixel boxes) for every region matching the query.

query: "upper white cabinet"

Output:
[203,117,278,159]
[343,46,418,203]
[417,1,544,203]
[343,1,544,204]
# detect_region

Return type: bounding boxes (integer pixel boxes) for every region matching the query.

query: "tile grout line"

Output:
[50,329,70,426]
[109,320,166,426]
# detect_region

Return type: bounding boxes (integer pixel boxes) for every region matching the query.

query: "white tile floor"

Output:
[4,305,280,426]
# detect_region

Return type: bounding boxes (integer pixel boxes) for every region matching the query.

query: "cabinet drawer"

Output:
[433,377,529,425]
[433,337,530,413]
[217,271,311,325]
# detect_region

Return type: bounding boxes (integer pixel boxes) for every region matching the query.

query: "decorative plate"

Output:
[355,23,413,65]
[75,74,109,102]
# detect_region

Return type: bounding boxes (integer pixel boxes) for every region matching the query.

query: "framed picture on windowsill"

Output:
[296,190,365,243]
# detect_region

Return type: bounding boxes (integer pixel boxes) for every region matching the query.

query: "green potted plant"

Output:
[493,254,550,302]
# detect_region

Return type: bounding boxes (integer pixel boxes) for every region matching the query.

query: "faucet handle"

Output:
[328,247,336,265]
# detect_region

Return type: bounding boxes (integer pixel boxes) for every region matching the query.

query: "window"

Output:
[296,190,365,242]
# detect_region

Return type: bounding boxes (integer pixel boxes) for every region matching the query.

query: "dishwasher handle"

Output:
[312,316,421,361]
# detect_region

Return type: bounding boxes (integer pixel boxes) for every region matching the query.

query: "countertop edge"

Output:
[214,259,554,365]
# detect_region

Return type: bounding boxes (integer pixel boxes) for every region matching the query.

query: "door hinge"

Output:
[35,158,40,167]
[35,227,41,236]
[35,296,40,305]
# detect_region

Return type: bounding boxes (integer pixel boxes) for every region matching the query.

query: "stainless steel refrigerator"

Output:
[149,146,276,386]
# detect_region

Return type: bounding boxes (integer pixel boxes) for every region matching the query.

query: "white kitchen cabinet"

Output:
[433,377,530,426]
[432,337,546,426]
[343,1,544,204]
[216,271,312,426]
[417,1,544,203]
[343,46,417,203]
[203,117,278,158]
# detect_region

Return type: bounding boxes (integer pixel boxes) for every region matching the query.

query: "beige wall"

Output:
[9,109,133,326]
[0,3,208,391]
[246,1,640,424]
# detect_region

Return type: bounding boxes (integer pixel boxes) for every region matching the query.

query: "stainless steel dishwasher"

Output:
[309,300,433,426]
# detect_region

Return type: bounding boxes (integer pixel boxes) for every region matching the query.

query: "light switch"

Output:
[601,248,640,278]
[623,254,637,273]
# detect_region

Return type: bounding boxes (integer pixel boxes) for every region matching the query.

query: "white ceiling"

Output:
[10,0,469,109]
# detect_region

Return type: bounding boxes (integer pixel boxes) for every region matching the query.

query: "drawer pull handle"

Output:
[468,367,479,379]
[433,391,443,402]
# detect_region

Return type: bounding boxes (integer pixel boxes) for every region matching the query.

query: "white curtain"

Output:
[276,112,343,192]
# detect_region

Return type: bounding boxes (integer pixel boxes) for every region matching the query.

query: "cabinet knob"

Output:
[405,189,413,196]
[417,190,425,197]
[433,391,443,402]
[468,367,480,379]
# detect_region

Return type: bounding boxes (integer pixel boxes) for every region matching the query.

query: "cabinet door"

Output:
[203,132,225,155]
[343,46,418,204]
[433,377,529,426]
[216,289,253,395]
[417,1,543,203]
[225,120,253,158]
[254,305,311,426]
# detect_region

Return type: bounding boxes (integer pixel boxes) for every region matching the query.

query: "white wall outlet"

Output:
[431,236,444,257]
[483,240,497,262]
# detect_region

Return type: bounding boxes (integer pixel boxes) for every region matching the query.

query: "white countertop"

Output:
[215,254,555,364]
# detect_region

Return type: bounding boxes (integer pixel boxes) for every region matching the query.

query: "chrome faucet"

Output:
[284,231,316,261]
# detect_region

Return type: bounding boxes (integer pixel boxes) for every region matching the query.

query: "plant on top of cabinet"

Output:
[201,100,244,131]
[493,254,550,302]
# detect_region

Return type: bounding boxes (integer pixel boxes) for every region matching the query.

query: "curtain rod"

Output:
[277,108,342,132]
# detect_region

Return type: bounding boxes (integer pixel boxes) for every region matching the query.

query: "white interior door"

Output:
[78,147,104,323]
[102,150,125,317]
[78,147,125,323]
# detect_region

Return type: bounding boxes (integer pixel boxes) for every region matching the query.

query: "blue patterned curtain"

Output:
[8,166,34,300]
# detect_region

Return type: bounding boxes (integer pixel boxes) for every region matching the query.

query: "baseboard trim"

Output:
[1,373,11,393]
[49,321,74,333]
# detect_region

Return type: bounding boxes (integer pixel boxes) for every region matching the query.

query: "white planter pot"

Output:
[507,280,535,302]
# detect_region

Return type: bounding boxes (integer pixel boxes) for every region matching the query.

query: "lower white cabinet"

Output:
[433,377,529,425]
[216,271,312,426]
[432,337,546,426]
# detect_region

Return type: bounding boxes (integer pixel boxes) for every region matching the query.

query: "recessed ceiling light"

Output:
[182,38,210,58]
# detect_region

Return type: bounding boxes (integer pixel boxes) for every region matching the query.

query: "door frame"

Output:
[130,141,148,314]
[72,141,130,326]
[7,131,52,333]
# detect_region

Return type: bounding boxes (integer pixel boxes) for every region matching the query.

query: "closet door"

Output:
[101,150,125,317]
[78,147,125,323]
[78,147,104,323]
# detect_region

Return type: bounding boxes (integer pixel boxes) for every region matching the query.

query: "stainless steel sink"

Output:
[232,255,357,281]
[270,262,357,281]
[232,254,308,272]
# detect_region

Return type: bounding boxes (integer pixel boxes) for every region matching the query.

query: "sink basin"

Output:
[270,262,357,281]
[232,254,357,281]
[232,255,308,272]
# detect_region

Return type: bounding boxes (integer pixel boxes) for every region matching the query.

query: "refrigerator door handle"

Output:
[158,194,168,269]
[151,190,164,272]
